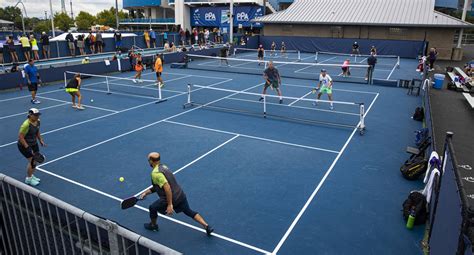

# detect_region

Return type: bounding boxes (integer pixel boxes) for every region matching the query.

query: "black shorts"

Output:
[28,82,38,92]
[156,72,162,78]
[150,195,197,218]
[151,38,156,44]
[258,53,264,58]
[95,41,103,47]
[22,46,31,52]
[342,67,348,72]
[18,142,39,159]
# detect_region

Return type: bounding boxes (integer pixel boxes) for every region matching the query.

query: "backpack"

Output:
[412,107,424,121]
[402,191,427,225]
[401,155,428,180]
[415,128,429,146]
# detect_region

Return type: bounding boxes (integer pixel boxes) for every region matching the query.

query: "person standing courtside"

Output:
[260,61,283,104]
[154,54,164,88]
[66,32,75,56]
[24,59,42,104]
[41,32,50,59]
[19,34,31,61]
[139,152,214,235]
[18,108,46,186]
[366,53,377,81]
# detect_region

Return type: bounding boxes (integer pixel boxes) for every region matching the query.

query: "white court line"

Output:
[35,166,270,254]
[107,82,186,95]
[0,102,69,120]
[37,96,119,113]
[133,134,240,197]
[142,75,193,87]
[37,82,264,167]
[271,92,379,254]
[386,63,398,80]
[225,97,359,117]
[294,56,338,73]
[164,120,340,154]
[0,88,64,103]
[358,57,368,63]
[288,91,313,106]
[282,83,379,95]
[274,54,315,69]
[0,90,190,148]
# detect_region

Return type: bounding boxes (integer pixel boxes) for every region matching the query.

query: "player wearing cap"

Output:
[17,108,46,186]
[270,41,276,57]
[313,69,334,110]
[257,44,264,65]
[65,73,85,110]
[260,61,283,104]
[139,152,214,235]
[352,42,360,56]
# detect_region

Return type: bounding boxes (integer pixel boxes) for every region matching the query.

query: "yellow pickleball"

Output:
[119,177,124,182]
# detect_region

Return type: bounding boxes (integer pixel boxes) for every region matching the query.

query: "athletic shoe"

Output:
[76,105,85,110]
[205,225,214,236]
[312,102,318,106]
[25,177,40,186]
[159,83,165,88]
[32,99,41,104]
[144,223,159,231]
[32,175,41,182]
[279,99,283,104]
[364,78,368,81]
[72,105,77,108]
[133,79,137,83]
[330,105,334,110]
[258,97,264,102]
[139,79,143,83]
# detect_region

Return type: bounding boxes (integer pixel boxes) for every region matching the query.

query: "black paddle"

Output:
[33,152,46,164]
[121,196,143,210]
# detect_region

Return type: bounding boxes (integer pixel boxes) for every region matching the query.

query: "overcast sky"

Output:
[1,0,123,18]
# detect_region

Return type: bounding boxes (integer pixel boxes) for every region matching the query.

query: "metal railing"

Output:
[0,173,181,255]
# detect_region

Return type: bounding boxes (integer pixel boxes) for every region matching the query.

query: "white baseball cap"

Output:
[28,108,41,116]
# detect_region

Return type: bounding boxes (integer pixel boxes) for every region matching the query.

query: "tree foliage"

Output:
[33,20,51,33]
[96,7,128,28]
[54,12,74,31]
[75,11,96,31]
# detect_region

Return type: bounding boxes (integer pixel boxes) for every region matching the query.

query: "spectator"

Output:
[204,29,210,44]
[185,29,190,45]
[40,32,50,59]
[179,28,185,45]
[240,37,246,46]
[150,29,157,48]
[370,45,377,56]
[65,32,75,56]
[95,31,104,53]
[217,28,221,43]
[114,30,122,50]
[144,30,150,48]
[193,28,198,44]
[212,28,217,42]
[428,47,438,72]
[199,29,204,44]
[77,34,85,55]
[6,36,19,63]
[30,35,40,60]
[164,42,170,52]
[86,32,95,54]
[170,42,176,52]
[19,34,31,61]
[163,31,168,44]
[10,62,19,72]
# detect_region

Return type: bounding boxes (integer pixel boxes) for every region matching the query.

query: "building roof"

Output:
[0,19,14,25]
[255,0,474,27]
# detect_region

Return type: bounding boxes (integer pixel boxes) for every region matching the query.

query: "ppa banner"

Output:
[191,6,264,28]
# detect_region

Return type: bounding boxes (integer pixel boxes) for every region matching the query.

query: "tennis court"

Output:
[0,53,425,254]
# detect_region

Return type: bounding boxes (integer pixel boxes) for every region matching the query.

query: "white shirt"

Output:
[319,74,332,87]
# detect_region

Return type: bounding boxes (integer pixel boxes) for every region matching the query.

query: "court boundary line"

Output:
[288,91,313,106]
[164,120,340,154]
[0,102,70,120]
[0,78,234,148]
[271,92,379,254]
[37,96,119,113]
[34,165,270,254]
[387,62,398,80]
[282,83,378,95]
[133,134,240,197]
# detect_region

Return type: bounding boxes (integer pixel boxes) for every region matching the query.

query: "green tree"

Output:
[96,7,128,28]
[76,11,96,31]
[0,6,23,30]
[54,12,74,31]
[33,20,51,33]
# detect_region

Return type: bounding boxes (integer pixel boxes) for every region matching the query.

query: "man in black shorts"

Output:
[220,44,229,66]
[18,108,46,186]
[139,152,214,235]
[352,42,360,56]
[259,61,283,104]
[366,53,377,81]
[24,59,42,104]
[257,44,264,65]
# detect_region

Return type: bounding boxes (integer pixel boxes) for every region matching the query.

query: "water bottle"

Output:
[406,206,416,229]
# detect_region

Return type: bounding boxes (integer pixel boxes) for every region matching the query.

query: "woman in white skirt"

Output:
[30,35,40,60]
[77,34,85,55]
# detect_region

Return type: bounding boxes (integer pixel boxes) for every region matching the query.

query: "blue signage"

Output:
[191,6,264,28]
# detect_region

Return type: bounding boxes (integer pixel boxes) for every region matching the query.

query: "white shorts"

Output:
[32,45,39,51]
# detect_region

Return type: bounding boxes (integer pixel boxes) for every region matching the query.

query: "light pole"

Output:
[14,0,27,34]
[49,0,60,57]
[457,0,470,48]
[115,0,120,29]
[229,0,233,44]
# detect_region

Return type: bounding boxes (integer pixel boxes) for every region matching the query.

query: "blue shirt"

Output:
[150,31,156,39]
[163,32,168,40]
[24,64,38,83]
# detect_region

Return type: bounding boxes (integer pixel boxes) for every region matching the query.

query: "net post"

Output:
[106,76,111,94]
[233,48,236,56]
[315,52,318,62]
[263,50,266,58]
[187,84,192,104]
[63,72,67,88]
[297,51,301,61]
[397,56,400,68]
[158,82,162,100]
[359,103,365,135]
[263,94,267,118]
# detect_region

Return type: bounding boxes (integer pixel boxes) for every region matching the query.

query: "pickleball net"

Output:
[183,83,366,134]
[185,54,373,84]
[233,47,301,61]
[64,71,167,102]
[315,51,400,68]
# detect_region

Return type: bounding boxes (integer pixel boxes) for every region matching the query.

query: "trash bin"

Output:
[433,74,445,89]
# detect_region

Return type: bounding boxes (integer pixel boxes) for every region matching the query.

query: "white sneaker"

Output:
[76,105,85,110]
[25,177,40,186]
[312,102,318,106]
[32,175,41,182]
[72,105,77,108]
[139,79,143,83]
[133,79,137,83]
[330,105,334,110]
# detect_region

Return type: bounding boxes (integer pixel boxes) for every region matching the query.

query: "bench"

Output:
[454,67,474,90]
[462,93,474,109]
[447,71,469,92]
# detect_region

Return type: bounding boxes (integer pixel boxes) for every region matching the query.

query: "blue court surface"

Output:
[0,55,426,254]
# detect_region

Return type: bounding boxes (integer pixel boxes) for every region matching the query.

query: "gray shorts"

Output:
[68,42,75,49]
[42,45,50,51]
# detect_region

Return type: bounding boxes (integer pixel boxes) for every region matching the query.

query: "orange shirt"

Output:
[154,58,163,72]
